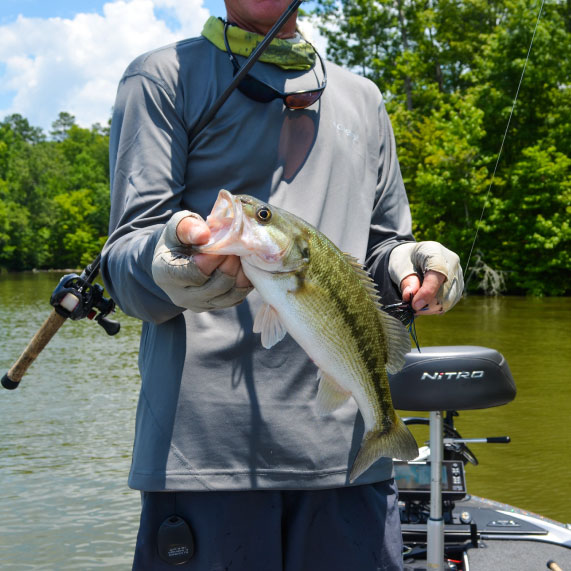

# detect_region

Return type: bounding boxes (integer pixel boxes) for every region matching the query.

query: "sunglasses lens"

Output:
[284,90,324,110]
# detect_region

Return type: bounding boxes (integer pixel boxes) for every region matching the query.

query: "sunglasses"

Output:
[223,21,327,110]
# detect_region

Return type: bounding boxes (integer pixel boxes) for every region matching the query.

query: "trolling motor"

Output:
[1,254,119,390]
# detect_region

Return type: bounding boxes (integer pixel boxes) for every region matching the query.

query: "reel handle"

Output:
[2,310,67,390]
[96,314,121,336]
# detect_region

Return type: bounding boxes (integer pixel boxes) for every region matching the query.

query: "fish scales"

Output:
[196,190,418,482]
[301,232,394,425]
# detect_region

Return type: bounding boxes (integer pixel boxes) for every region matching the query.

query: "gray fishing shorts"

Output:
[131,479,403,570]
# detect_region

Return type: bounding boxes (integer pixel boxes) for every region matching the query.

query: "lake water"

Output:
[1,272,570,569]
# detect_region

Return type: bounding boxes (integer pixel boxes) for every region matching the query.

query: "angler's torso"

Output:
[137,36,385,259]
[127,37,395,492]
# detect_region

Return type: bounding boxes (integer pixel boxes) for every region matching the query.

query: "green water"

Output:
[413,294,571,523]
[1,272,570,569]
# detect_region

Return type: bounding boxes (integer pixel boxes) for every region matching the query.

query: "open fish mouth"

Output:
[195,190,244,254]
[195,190,299,270]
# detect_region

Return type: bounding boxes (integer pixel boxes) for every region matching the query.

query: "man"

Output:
[102,1,463,569]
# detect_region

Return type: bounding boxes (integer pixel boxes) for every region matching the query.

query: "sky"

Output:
[0,0,323,133]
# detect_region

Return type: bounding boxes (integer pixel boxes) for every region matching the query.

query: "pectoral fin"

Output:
[253,303,287,349]
[315,371,352,415]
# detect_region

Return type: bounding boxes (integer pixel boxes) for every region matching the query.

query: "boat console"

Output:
[394,460,467,501]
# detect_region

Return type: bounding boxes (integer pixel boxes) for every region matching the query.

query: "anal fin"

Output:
[315,371,352,415]
[379,311,411,374]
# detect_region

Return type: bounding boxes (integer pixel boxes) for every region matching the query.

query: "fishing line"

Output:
[408,318,421,352]
[384,2,545,352]
[463,0,546,285]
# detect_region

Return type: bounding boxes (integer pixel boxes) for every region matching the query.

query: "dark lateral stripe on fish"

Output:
[305,244,393,424]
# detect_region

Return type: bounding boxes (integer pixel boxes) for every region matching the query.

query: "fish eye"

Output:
[256,207,272,223]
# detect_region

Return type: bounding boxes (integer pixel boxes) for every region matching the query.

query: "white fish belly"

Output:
[245,266,379,432]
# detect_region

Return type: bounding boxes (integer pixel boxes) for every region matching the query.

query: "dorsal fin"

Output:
[342,252,382,307]
[343,252,410,373]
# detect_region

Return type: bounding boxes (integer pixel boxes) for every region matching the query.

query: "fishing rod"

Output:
[1,0,305,391]
[2,254,119,390]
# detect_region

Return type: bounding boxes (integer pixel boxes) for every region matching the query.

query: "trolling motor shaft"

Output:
[2,255,119,390]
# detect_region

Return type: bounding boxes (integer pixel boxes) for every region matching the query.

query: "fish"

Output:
[195,189,418,482]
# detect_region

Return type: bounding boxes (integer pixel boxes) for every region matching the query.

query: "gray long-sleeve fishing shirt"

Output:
[101,34,414,492]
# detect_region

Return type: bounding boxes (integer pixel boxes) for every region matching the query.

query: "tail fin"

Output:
[349,416,418,483]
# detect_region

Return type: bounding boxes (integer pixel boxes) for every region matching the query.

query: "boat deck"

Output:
[401,495,571,570]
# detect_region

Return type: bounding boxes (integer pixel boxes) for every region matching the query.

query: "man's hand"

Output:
[388,241,464,315]
[176,215,251,288]
[152,210,252,312]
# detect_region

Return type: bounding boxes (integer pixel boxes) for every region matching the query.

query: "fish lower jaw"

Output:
[241,257,292,276]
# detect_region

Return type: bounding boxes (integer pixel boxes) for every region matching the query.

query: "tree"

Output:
[2,113,45,144]
[489,145,571,295]
[50,111,77,142]
[313,0,571,295]
[391,90,489,262]
[0,114,111,271]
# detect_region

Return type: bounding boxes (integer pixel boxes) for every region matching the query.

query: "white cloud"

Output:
[0,1,328,134]
[298,15,328,58]
[0,0,210,132]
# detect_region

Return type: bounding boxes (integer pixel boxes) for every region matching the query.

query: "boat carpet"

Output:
[465,539,571,570]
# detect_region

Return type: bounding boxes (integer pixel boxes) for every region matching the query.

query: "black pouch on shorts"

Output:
[157,515,194,565]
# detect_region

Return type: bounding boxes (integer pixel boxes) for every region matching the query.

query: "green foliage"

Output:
[391,89,489,259]
[1,1,570,297]
[498,145,570,295]
[313,0,570,295]
[0,112,110,271]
